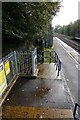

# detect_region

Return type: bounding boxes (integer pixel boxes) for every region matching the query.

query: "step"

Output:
[3,106,73,118]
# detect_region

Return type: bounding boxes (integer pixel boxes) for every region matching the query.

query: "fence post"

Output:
[57,59,59,76]
[32,49,37,76]
[57,59,61,76]
[54,51,61,77]
[14,51,18,75]
[56,55,58,70]
[42,50,44,63]
[50,51,51,63]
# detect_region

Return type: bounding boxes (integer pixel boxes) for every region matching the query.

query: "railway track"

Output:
[54,33,80,54]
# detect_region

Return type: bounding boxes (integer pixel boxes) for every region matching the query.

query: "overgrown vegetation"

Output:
[2,2,61,54]
[54,20,80,38]
[44,47,54,63]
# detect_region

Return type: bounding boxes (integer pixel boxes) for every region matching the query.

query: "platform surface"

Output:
[2,63,73,119]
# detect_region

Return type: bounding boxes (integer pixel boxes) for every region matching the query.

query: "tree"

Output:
[2,2,60,53]
[54,20,80,38]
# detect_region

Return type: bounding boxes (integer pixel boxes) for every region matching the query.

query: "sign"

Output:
[4,61,10,76]
[0,62,7,96]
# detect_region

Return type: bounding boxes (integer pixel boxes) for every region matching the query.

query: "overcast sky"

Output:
[52,0,80,28]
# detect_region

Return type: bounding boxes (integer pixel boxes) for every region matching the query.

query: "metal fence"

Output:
[0,48,37,96]
[2,51,17,85]
[0,48,61,96]
[0,51,18,96]
[16,51,32,75]
[37,50,54,63]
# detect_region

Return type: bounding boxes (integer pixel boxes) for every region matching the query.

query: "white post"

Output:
[32,48,37,76]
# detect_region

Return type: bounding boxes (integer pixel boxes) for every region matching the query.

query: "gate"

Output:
[16,51,32,75]
[16,48,37,76]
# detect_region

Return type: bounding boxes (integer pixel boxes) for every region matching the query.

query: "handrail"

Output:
[73,103,80,120]
[54,51,61,76]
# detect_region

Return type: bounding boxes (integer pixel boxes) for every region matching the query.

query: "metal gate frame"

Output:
[0,48,37,96]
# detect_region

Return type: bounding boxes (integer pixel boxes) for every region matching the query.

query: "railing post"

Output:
[32,48,37,76]
[73,103,77,120]
[73,103,80,120]
[42,50,44,63]
[14,51,18,75]
[59,59,61,71]
[54,51,61,77]
[50,51,51,63]
[54,51,56,63]
[57,58,59,76]
[56,55,58,70]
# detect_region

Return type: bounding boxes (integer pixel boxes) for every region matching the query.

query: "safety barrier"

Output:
[0,48,61,96]
[37,50,55,63]
[0,51,17,96]
[37,50,61,76]
[73,103,80,120]
[54,51,61,76]
[0,48,37,96]
[16,51,32,75]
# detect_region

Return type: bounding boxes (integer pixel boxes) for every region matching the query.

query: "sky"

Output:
[52,0,80,28]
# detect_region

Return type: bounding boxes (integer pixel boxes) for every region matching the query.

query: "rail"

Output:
[37,50,61,76]
[73,103,80,120]
[54,51,61,76]
[0,49,37,96]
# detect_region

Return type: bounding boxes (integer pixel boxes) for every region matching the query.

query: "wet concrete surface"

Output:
[2,63,73,118]
[37,63,57,79]
[3,76,70,109]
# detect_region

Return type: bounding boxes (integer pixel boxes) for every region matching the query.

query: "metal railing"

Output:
[0,48,61,96]
[2,51,17,86]
[16,51,32,75]
[37,50,55,63]
[37,50,61,76]
[0,49,37,96]
[54,51,61,76]
[73,103,80,120]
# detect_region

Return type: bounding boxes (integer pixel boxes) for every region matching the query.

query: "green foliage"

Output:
[2,2,60,53]
[54,20,80,38]
[44,48,54,63]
